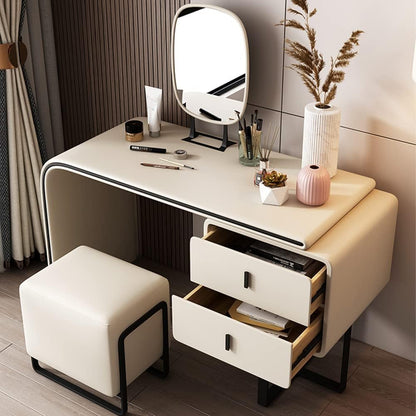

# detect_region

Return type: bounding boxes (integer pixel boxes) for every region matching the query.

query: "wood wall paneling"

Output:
[51,0,188,149]
[51,0,191,272]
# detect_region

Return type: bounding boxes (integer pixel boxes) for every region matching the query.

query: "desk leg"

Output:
[257,378,284,406]
[299,326,351,393]
[257,326,351,406]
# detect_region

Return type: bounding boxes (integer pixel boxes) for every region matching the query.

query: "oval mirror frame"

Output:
[171,4,250,127]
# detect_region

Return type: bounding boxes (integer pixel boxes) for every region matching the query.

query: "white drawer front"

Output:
[172,294,294,388]
[190,236,314,326]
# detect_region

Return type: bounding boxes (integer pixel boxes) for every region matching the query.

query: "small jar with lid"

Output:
[125,120,143,142]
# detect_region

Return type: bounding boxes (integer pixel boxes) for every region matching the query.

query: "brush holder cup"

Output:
[238,130,261,166]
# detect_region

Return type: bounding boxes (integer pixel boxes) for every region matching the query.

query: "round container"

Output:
[296,164,330,206]
[174,149,188,160]
[125,120,143,142]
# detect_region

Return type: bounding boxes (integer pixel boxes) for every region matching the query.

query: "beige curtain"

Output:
[0,227,4,272]
[23,0,64,159]
[0,0,45,268]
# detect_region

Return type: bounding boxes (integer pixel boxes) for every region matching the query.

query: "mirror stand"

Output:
[182,116,236,152]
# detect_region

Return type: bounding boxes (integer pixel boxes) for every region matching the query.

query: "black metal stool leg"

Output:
[32,301,170,416]
[32,357,126,415]
[145,301,170,378]
[299,326,351,393]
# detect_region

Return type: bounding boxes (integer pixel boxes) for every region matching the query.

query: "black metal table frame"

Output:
[257,326,352,406]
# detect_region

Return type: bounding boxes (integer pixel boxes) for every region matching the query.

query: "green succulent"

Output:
[262,171,287,188]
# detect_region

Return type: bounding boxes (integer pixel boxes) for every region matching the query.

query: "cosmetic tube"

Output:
[145,85,162,137]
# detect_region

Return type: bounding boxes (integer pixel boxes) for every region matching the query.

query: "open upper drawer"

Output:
[172,285,323,389]
[190,226,325,326]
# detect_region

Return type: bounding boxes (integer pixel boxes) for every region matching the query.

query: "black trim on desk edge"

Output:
[41,162,304,261]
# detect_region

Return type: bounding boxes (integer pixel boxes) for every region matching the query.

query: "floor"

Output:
[0,260,414,416]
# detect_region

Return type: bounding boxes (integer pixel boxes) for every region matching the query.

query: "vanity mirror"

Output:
[171,4,249,151]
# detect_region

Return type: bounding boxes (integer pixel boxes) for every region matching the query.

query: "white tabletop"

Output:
[43,118,375,249]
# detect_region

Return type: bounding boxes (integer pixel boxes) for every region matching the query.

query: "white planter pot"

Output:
[302,103,341,178]
[259,183,289,206]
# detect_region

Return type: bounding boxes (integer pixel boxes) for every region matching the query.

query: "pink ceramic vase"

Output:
[296,164,330,206]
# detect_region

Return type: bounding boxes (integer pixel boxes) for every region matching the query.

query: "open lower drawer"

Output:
[190,226,326,326]
[172,285,323,389]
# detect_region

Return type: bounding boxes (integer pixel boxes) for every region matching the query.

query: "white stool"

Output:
[20,246,170,415]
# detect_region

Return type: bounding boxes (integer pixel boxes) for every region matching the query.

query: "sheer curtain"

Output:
[0,0,48,269]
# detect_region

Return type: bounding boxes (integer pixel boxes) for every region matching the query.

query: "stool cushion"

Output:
[20,246,169,396]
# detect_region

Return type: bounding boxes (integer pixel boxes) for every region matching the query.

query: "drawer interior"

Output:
[204,226,325,278]
[203,226,327,313]
[185,284,235,315]
[202,226,254,252]
[185,285,323,374]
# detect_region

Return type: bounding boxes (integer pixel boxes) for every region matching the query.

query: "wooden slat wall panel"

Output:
[51,0,188,149]
[51,0,191,272]
[138,197,193,272]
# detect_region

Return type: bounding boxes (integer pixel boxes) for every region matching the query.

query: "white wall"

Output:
[192,0,416,361]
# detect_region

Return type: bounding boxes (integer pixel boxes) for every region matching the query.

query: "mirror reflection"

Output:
[172,6,249,125]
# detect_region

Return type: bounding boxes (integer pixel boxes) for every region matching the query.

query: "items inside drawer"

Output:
[185,285,323,347]
[205,226,325,278]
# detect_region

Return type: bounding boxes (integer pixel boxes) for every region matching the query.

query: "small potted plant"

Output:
[259,171,289,206]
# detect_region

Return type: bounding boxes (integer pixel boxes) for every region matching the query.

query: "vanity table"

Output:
[40,118,397,404]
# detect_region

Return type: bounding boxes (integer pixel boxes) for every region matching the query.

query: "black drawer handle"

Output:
[244,271,250,289]
[225,334,231,351]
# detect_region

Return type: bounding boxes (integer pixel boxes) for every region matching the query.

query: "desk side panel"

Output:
[309,190,398,356]
[42,166,138,263]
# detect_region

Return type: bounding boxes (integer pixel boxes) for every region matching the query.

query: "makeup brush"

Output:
[235,110,247,158]
[256,118,263,132]
[245,125,253,160]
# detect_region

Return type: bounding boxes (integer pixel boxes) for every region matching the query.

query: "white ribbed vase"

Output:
[302,103,341,178]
